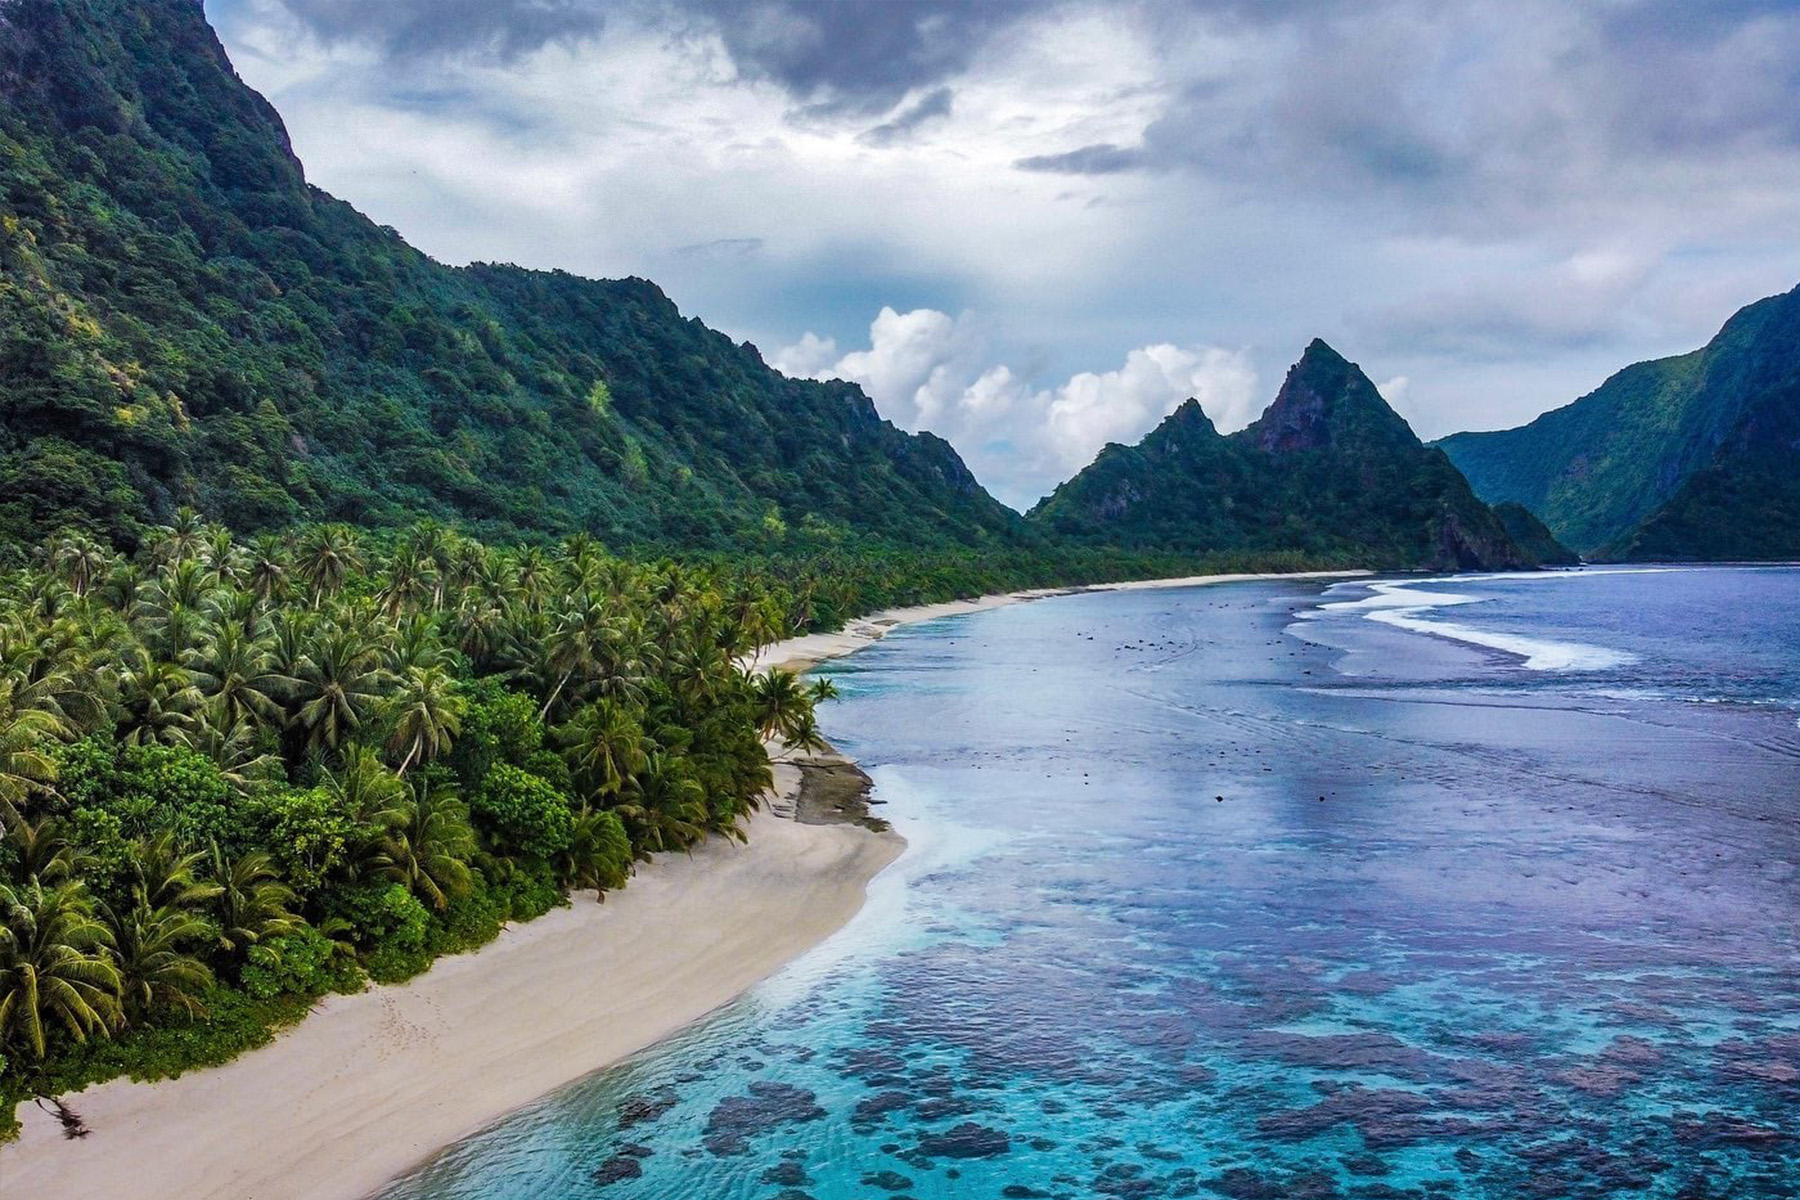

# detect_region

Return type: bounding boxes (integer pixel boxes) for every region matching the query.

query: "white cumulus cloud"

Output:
[777,307,1258,509]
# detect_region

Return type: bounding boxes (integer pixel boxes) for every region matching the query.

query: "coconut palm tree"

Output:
[561,805,632,898]
[49,533,112,598]
[383,665,462,776]
[296,525,363,600]
[245,534,291,605]
[291,626,389,756]
[557,699,647,801]
[106,900,214,1020]
[751,669,814,742]
[614,751,708,855]
[115,649,202,747]
[0,684,66,829]
[207,847,300,958]
[185,622,291,732]
[377,779,475,910]
[0,879,121,1060]
[6,817,77,886]
[125,832,222,910]
[539,599,621,720]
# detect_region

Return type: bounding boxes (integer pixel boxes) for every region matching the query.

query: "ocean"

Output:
[376,565,1800,1200]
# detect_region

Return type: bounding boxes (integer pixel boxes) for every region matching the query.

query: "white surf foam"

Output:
[1319,579,1638,672]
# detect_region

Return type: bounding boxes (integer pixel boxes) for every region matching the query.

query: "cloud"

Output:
[776,307,1258,507]
[674,236,765,258]
[858,87,955,147]
[266,0,606,59]
[681,0,1035,116]
[1014,142,1145,175]
[212,0,1800,464]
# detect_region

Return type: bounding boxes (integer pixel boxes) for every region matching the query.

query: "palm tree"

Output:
[106,900,214,1020]
[49,533,112,598]
[0,683,66,829]
[291,626,389,756]
[245,534,291,605]
[296,525,363,600]
[6,817,77,885]
[185,622,290,732]
[557,699,646,801]
[751,669,814,742]
[207,847,300,958]
[383,665,462,776]
[377,779,475,910]
[539,599,621,720]
[115,649,201,746]
[614,751,707,855]
[0,879,121,1060]
[561,805,632,898]
[125,832,222,910]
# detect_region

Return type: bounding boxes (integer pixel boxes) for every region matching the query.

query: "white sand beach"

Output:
[3,567,1365,1200]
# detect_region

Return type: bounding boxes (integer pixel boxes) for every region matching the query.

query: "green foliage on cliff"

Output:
[0,0,1022,553]
[1030,341,1541,571]
[1438,284,1800,559]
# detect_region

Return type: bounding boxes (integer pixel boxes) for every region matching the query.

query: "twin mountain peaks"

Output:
[0,0,1794,569]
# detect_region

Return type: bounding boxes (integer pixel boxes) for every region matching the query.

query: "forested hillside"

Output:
[1438,284,1800,559]
[0,0,1022,552]
[1030,341,1547,571]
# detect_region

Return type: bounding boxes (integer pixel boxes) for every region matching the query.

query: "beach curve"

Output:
[2,568,1364,1200]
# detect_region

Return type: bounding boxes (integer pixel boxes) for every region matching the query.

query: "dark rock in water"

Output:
[761,1161,809,1186]
[616,1087,680,1130]
[591,1155,644,1185]
[915,1096,978,1121]
[852,1089,912,1130]
[1670,1111,1786,1147]
[917,1122,1011,1159]
[863,1171,915,1191]
[1002,1187,1052,1198]
[703,1132,749,1157]
[1094,1161,1161,1199]
[1342,1154,1390,1177]
[617,1143,654,1158]
[703,1082,825,1157]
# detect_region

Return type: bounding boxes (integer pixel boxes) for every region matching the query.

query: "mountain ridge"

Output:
[1437,283,1800,559]
[0,0,1025,551]
[1028,340,1548,571]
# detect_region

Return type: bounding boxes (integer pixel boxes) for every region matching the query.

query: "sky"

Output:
[205,0,1800,510]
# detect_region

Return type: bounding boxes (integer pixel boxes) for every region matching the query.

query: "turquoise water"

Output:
[377,567,1800,1199]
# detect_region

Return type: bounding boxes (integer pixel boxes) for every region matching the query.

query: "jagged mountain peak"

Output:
[1246,339,1417,455]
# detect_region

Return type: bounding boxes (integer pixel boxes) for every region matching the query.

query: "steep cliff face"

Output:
[1030,341,1549,571]
[1438,284,1800,559]
[0,0,1025,550]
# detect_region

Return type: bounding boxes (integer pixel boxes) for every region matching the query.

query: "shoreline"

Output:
[3,567,1366,1200]
[759,569,1371,672]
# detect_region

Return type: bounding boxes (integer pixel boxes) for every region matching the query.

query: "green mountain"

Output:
[1493,502,1580,567]
[1029,340,1545,570]
[0,0,1023,551]
[1437,284,1800,560]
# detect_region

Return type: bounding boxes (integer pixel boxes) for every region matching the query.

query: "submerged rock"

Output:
[591,1155,644,1186]
[917,1122,1011,1159]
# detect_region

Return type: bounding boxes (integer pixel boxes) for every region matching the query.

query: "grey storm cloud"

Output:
[858,87,954,148]
[266,0,1038,109]
[1015,143,1146,176]
[270,0,607,59]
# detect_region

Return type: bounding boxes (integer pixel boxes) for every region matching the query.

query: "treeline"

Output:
[0,514,839,1127]
[0,511,1333,1130]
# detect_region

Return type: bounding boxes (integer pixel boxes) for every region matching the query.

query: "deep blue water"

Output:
[377,566,1800,1200]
